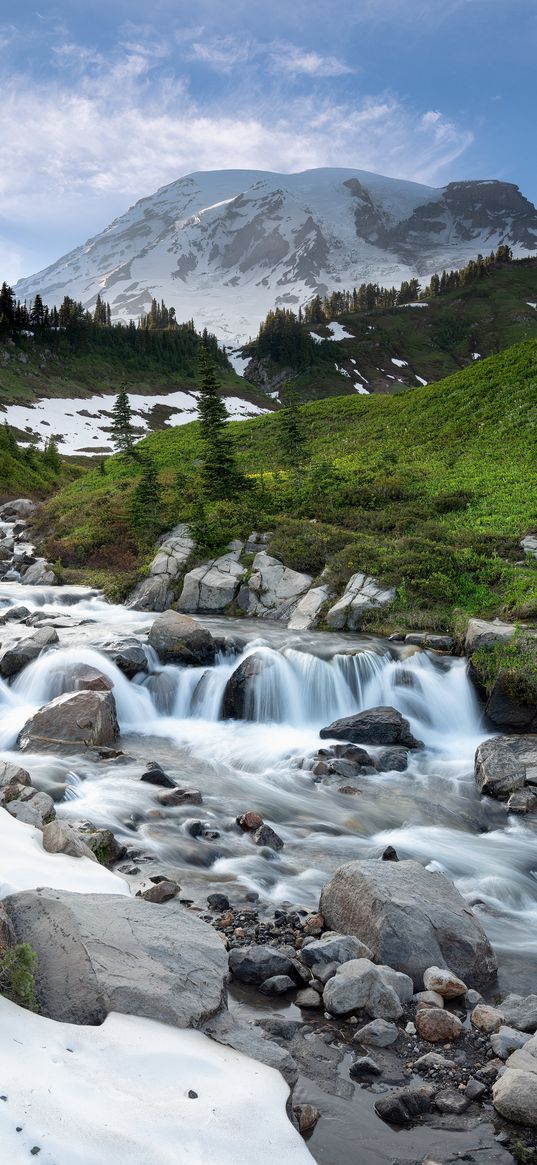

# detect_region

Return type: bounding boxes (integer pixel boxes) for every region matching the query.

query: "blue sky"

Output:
[1,0,536,282]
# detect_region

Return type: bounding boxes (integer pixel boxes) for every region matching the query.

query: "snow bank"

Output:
[0,809,128,898]
[391,357,408,368]
[0,1000,313,1165]
[415,375,428,385]
[327,321,354,341]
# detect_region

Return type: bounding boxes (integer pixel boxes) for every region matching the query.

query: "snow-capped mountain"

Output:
[14,168,537,347]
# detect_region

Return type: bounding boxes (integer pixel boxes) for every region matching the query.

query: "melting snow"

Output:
[391,358,408,368]
[354,383,369,395]
[396,302,429,309]
[415,375,428,385]
[327,321,354,341]
[472,352,481,360]
[309,331,324,343]
[527,302,537,309]
[0,807,128,898]
[335,364,351,378]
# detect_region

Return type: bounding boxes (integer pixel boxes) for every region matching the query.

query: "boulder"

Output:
[295,988,323,1008]
[157,787,203,806]
[353,1019,399,1047]
[485,673,537,732]
[415,1008,463,1042]
[500,994,537,1033]
[4,887,228,1028]
[323,958,412,1019]
[404,633,455,652]
[0,625,59,678]
[177,548,246,613]
[320,706,422,748]
[434,1088,469,1115]
[465,618,516,655]
[326,572,395,631]
[252,823,284,851]
[287,583,333,631]
[299,933,373,968]
[60,664,113,693]
[471,1003,504,1033]
[0,760,31,788]
[246,552,312,621]
[147,610,215,666]
[102,638,148,677]
[320,859,497,990]
[20,559,56,585]
[0,498,37,518]
[221,652,274,720]
[127,524,194,612]
[0,605,30,624]
[422,965,467,998]
[374,1084,435,1126]
[6,788,55,828]
[228,945,295,985]
[493,1068,537,1126]
[491,1026,531,1059]
[77,826,126,864]
[508,787,537,813]
[474,738,526,799]
[18,690,119,753]
[42,820,97,861]
[259,975,296,996]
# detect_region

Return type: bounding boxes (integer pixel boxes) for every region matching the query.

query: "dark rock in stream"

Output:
[229,944,296,985]
[374,1083,435,1125]
[147,610,216,666]
[18,690,119,753]
[320,706,423,749]
[102,638,148,678]
[140,763,175,788]
[221,652,275,720]
[0,625,59,678]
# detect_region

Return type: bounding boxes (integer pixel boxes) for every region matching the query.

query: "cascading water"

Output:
[1,577,536,991]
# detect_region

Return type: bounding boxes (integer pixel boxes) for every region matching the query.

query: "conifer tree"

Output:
[277,385,307,485]
[42,435,61,472]
[110,386,137,457]
[128,453,163,543]
[197,343,243,499]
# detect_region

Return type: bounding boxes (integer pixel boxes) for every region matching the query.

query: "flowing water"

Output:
[1,544,537,994]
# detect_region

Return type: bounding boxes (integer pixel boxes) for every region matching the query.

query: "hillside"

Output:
[14,168,537,348]
[243,258,537,400]
[35,341,537,630]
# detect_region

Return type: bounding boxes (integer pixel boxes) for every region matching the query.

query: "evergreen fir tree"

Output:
[110,386,137,456]
[42,435,61,472]
[197,343,243,499]
[277,385,307,484]
[128,454,163,543]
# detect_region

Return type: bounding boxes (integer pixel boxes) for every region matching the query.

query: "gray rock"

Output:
[138,879,179,903]
[508,788,537,813]
[292,1103,321,1135]
[299,933,373,968]
[353,1019,399,1047]
[465,1077,488,1101]
[77,826,126,864]
[247,552,312,621]
[320,858,497,990]
[320,706,422,748]
[0,605,30,624]
[6,789,55,827]
[102,638,148,678]
[203,1009,297,1086]
[435,1088,469,1115]
[147,610,215,666]
[323,958,412,1020]
[500,994,537,1033]
[465,618,516,655]
[157,786,203,806]
[42,820,97,861]
[414,990,444,1009]
[126,574,175,613]
[221,652,273,720]
[18,690,119,753]
[0,625,59,678]
[0,498,36,518]
[228,944,295,985]
[127,524,194,612]
[295,988,323,1008]
[491,1025,531,1059]
[374,1084,435,1126]
[0,760,31,788]
[287,583,333,631]
[493,1068,537,1126]
[471,1003,504,1033]
[259,975,296,995]
[376,747,409,772]
[415,1052,457,1070]
[522,535,537,559]
[252,823,284,851]
[177,549,245,613]
[4,888,228,1028]
[350,1055,382,1078]
[326,572,395,631]
[415,1007,463,1042]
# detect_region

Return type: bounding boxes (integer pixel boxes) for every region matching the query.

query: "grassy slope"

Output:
[245,260,537,400]
[36,342,537,628]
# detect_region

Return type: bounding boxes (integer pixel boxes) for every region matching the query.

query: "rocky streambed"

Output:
[1,502,537,1164]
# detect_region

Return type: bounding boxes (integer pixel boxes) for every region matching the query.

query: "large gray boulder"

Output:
[221,652,274,720]
[320,859,497,990]
[0,625,59,678]
[465,618,516,655]
[18,689,119,752]
[323,958,412,1019]
[246,552,311,621]
[474,738,526,799]
[287,583,333,631]
[485,673,537,732]
[127,524,194,612]
[178,544,246,613]
[147,610,215,666]
[102,637,148,677]
[0,498,37,518]
[326,572,395,631]
[320,706,422,749]
[493,1067,537,1126]
[4,888,228,1027]
[20,558,56,585]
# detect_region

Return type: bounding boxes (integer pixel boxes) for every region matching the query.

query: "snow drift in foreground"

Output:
[0,806,128,898]
[0,999,314,1165]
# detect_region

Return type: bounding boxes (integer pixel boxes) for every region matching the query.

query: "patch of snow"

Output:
[327,321,354,341]
[526,302,537,309]
[354,383,369,395]
[227,349,249,376]
[415,375,428,385]
[396,302,429,309]
[0,808,128,898]
[391,358,408,368]
[309,331,324,343]
[472,352,481,360]
[0,1000,313,1165]
[353,369,369,384]
[335,364,351,378]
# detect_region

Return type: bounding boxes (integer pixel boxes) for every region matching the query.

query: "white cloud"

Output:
[269,43,355,77]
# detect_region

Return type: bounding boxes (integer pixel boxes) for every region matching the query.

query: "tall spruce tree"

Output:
[128,454,163,544]
[197,343,243,499]
[110,386,137,457]
[277,385,307,485]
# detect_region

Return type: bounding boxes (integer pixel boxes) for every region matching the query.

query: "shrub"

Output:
[0,942,39,1011]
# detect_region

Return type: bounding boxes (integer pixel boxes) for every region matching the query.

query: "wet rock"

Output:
[4,887,228,1028]
[252,823,284,851]
[0,625,59,678]
[18,690,119,753]
[295,988,323,1008]
[157,786,202,805]
[288,583,333,631]
[475,738,526,799]
[147,611,216,667]
[353,1019,399,1047]
[323,958,412,1020]
[320,706,422,749]
[415,1007,463,1042]
[102,638,148,678]
[207,893,230,912]
[138,879,179,903]
[77,827,126,864]
[299,933,373,968]
[0,761,31,788]
[350,1055,382,1078]
[374,1084,435,1126]
[491,1025,532,1059]
[405,634,455,652]
[140,763,175,788]
[376,748,409,772]
[320,858,497,990]
[228,945,295,985]
[423,965,467,998]
[381,845,399,861]
[238,810,263,831]
[6,789,55,828]
[20,559,56,585]
[292,1103,320,1135]
[259,975,296,996]
[500,994,537,1033]
[60,664,113,693]
[221,652,274,720]
[434,1088,469,1115]
[485,673,537,732]
[0,605,30,624]
[493,1068,537,1126]
[42,820,97,861]
[471,1003,504,1033]
[508,787,537,813]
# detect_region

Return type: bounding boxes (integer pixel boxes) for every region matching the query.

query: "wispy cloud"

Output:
[269,43,355,77]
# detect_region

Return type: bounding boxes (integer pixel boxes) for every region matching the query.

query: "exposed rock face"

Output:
[0,498,37,518]
[127,524,194,612]
[484,673,537,732]
[475,738,526,799]
[221,651,274,720]
[326,573,395,630]
[465,617,516,655]
[287,583,333,631]
[178,543,246,612]
[320,706,422,749]
[18,690,119,752]
[20,559,56,586]
[60,664,113,693]
[5,888,228,1028]
[320,859,497,989]
[522,534,537,559]
[147,610,215,666]
[42,820,97,861]
[228,945,295,985]
[246,552,311,621]
[0,625,59,678]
